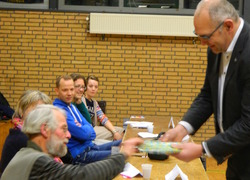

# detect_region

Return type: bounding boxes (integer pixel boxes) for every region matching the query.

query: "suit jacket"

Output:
[182,21,250,174]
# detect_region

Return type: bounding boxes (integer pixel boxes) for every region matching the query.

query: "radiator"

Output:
[89,13,195,37]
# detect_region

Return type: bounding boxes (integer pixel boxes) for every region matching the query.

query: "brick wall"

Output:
[0,10,215,143]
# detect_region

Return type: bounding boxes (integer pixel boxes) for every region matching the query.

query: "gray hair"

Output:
[195,0,239,25]
[22,104,66,135]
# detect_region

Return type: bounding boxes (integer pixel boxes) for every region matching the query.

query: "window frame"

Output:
[0,0,243,17]
[0,0,49,10]
[58,0,243,16]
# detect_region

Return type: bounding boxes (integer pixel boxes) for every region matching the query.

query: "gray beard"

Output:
[46,134,68,157]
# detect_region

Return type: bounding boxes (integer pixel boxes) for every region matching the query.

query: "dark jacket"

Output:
[0,128,28,175]
[182,22,250,178]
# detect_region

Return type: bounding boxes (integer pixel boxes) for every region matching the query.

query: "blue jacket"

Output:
[53,98,96,158]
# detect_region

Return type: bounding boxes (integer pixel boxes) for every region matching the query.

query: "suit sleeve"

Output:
[181,51,214,134]
[206,49,250,164]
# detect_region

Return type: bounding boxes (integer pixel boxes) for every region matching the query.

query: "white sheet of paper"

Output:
[138,132,158,138]
[182,135,190,142]
[165,164,188,180]
[120,162,142,178]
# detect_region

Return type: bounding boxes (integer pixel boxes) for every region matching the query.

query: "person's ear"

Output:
[224,19,233,32]
[55,87,59,95]
[41,123,49,138]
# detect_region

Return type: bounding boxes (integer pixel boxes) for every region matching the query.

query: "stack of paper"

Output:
[137,132,158,138]
[124,121,153,128]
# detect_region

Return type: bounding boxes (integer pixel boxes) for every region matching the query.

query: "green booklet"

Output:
[138,140,181,155]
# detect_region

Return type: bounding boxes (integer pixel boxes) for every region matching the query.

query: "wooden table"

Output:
[114,116,208,180]
[0,120,12,157]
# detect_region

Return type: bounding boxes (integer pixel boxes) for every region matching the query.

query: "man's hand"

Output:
[171,143,203,162]
[120,138,144,158]
[160,124,188,142]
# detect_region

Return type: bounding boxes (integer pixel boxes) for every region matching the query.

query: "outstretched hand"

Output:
[120,138,144,158]
[159,125,188,142]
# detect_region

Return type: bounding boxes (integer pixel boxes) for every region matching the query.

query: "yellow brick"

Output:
[9,12,24,17]
[1,17,15,22]
[0,10,215,141]
[40,14,54,19]
[42,18,57,23]
[43,27,60,31]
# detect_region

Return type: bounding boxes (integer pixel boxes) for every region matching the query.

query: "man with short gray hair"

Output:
[1,104,143,180]
[161,0,250,179]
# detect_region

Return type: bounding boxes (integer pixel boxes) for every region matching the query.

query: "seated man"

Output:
[1,105,143,180]
[53,75,121,165]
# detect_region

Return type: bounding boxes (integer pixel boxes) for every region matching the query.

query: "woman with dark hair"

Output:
[82,75,124,141]
[70,73,92,124]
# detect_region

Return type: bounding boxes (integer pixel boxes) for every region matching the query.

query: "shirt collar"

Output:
[226,17,244,53]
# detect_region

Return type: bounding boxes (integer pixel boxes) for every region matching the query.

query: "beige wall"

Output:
[0,10,215,143]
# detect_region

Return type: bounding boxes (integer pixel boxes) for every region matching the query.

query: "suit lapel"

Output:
[223,54,238,91]
[223,22,247,91]
[211,53,220,121]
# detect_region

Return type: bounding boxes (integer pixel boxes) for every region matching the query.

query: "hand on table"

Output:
[171,142,203,162]
[120,138,144,158]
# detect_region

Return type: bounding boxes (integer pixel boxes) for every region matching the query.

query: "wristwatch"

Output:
[112,129,118,134]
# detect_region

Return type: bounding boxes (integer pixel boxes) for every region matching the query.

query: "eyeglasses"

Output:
[193,21,224,40]
[75,85,86,90]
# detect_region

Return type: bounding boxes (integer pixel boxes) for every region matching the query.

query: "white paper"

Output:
[138,132,158,138]
[120,162,142,178]
[125,121,153,128]
[165,164,188,180]
[182,135,190,142]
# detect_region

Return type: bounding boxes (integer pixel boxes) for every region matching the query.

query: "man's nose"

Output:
[67,90,73,95]
[200,38,208,45]
[66,131,71,139]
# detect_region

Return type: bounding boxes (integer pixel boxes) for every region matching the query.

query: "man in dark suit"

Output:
[161,0,250,179]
